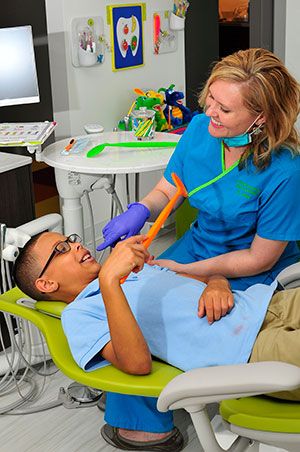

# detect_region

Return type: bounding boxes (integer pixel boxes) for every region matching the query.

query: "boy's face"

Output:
[34,232,101,295]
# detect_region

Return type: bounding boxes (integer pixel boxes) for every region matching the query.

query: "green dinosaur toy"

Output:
[118,88,168,132]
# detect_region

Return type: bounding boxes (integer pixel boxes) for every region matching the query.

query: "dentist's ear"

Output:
[256,113,266,126]
[35,278,59,294]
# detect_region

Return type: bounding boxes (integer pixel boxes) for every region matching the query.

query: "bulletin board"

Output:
[107,3,145,71]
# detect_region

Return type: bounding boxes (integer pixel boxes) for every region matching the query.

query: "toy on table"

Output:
[158,84,197,129]
[118,87,168,132]
[120,172,187,283]
[86,140,177,158]
[64,138,76,151]
[131,107,155,140]
[135,88,168,132]
[61,137,93,156]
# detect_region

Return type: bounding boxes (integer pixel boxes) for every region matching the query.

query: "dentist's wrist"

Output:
[127,202,151,219]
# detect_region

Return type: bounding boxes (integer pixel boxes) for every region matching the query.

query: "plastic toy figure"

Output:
[159,84,197,128]
[118,88,168,132]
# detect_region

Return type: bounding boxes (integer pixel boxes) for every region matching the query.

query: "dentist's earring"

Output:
[251,123,264,137]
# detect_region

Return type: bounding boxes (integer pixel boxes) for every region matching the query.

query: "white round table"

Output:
[42,131,181,238]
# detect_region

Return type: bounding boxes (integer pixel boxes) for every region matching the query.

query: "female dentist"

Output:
[98,48,300,450]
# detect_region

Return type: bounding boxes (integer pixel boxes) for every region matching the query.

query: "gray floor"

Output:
[1,364,216,452]
[0,227,217,452]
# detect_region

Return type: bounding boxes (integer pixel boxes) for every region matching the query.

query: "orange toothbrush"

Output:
[120,173,187,284]
[65,138,76,151]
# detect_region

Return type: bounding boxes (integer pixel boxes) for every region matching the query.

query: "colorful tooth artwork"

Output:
[107,4,145,71]
[116,15,139,58]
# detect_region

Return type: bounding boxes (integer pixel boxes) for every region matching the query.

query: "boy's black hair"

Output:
[13,232,51,301]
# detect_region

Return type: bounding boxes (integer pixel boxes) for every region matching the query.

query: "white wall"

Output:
[44,0,185,243]
[45,0,185,138]
[274,0,300,129]
[284,1,300,81]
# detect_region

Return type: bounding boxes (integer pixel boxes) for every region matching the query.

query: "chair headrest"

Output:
[35,301,67,318]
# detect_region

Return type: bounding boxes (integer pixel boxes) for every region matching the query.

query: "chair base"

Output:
[66,382,102,403]
[229,422,300,452]
[58,382,102,408]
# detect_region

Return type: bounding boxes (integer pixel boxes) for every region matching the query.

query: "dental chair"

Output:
[158,361,300,452]
[159,201,300,451]
[0,286,181,396]
[1,213,300,451]
[0,214,181,407]
[157,255,300,451]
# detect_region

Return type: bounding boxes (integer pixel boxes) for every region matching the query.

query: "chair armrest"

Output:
[157,362,300,412]
[277,261,300,289]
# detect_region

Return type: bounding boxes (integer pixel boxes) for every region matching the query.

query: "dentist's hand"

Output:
[148,258,183,273]
[97,203,150,251]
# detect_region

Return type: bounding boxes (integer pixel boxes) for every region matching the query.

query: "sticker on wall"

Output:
[107,3,145,71]
[153,10,177,55]
[71,16,105,67]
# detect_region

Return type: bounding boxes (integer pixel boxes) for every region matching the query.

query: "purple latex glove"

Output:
[97,202,151,251]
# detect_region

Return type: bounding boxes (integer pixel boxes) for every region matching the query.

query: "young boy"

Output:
[13,231,300,451]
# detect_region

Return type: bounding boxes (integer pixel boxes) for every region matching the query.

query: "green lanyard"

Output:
[188,141,240,198]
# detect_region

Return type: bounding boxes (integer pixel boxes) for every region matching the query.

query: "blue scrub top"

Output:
[61,265,276,372]
[163,114,300,290]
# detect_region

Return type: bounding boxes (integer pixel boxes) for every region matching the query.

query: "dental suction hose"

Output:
[90,175,124,215]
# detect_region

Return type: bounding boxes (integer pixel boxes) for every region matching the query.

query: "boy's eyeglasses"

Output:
[38,234,82,278]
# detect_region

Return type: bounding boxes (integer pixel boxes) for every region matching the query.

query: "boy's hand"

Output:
[198,276,234,324]
[99,235,149,284]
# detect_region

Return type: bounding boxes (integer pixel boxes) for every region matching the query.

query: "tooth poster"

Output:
[107,3,145,71]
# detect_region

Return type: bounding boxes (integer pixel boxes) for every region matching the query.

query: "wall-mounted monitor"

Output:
[0,25,40,107]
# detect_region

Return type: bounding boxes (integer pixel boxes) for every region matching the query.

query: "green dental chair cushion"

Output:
[220,395,300,433]
[0,287,182,397]
[35,300,67,318]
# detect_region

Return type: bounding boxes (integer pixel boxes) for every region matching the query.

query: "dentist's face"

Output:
[205,80,259,139]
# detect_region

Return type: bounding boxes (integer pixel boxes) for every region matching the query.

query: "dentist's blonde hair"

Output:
[199,48,300,168]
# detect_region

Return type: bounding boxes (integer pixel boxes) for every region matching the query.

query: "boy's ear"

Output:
[35,278,59,294]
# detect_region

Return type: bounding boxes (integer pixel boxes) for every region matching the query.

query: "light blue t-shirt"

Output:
[61,265,277,372]
[162,114,300,290]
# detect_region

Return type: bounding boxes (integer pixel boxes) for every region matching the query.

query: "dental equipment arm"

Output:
[1,214,63,263]
[1,227,31,262]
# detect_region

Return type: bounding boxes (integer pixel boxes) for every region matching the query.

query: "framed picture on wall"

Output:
[107,3,145,71]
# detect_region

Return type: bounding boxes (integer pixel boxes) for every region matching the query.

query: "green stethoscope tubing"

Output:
[188,141,240,198]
